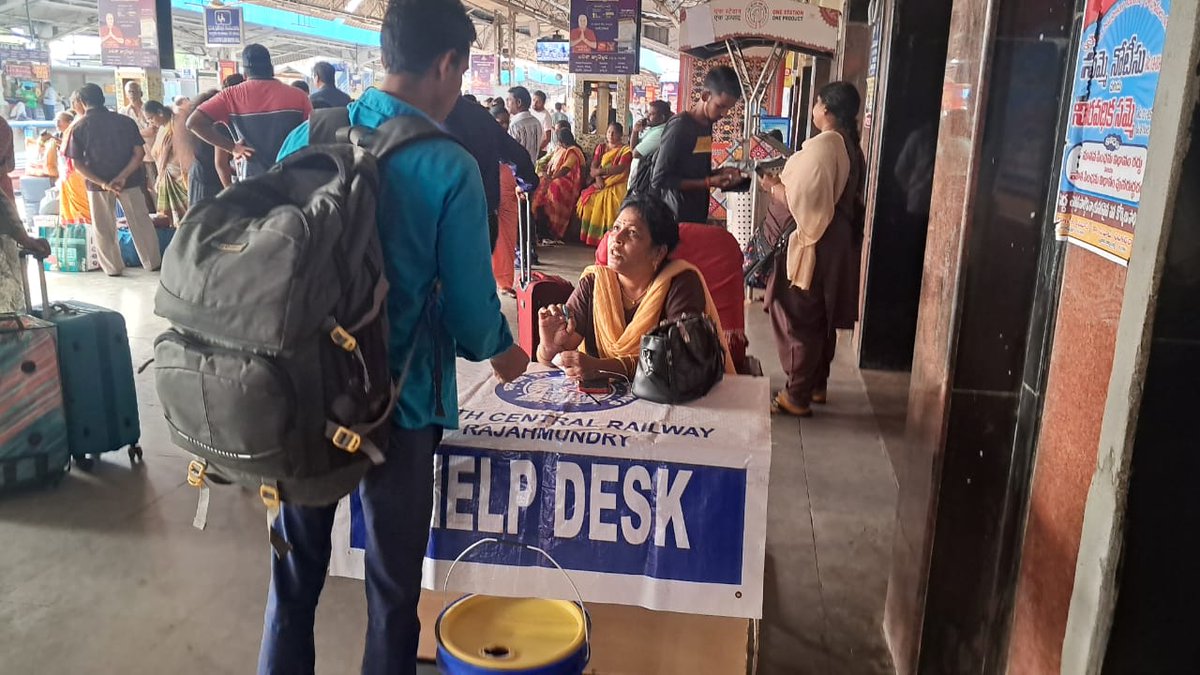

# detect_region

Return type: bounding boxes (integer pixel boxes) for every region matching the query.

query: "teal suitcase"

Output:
[33,301,143,468]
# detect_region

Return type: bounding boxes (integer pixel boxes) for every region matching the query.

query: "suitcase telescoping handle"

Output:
[516,187,532,288]
[17,248,50,316]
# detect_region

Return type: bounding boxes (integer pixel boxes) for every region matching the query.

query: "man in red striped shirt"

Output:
[186,44,312,180]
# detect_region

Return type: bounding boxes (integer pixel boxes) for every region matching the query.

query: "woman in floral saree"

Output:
[145,100,190,224]
[532,127,586,241]
[577,122,632,246]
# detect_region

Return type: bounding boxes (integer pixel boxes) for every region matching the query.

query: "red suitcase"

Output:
[515,191,573,358]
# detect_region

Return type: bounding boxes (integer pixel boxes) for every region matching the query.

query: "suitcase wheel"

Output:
[128,445,143,463]
[75,455,95,471]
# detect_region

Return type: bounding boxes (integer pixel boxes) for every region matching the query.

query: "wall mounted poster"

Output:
[98,0,160,68]
[469,54,497,94]
[569,0,642,75]
[1054,0,1171,265]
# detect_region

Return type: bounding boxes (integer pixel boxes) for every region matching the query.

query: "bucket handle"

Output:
[442,537,590,652]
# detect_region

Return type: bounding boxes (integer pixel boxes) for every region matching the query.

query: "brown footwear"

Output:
[771,391,813,417]
[811,390,828,405]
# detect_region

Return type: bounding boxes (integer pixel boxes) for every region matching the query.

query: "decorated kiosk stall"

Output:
[678,0,841,250]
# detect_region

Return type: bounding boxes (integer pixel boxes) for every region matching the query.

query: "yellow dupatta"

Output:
[580,260,736,374]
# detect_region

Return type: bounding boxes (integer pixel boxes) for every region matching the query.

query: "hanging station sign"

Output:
[204,6,244,47]
[568,0,642,75]
[1053,0,1171,265]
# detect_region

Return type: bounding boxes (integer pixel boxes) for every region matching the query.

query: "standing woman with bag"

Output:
[761,81,866,417]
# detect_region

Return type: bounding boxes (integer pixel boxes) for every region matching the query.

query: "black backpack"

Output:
[153,109,446,553]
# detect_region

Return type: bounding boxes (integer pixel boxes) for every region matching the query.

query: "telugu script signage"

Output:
[568,0,642,75]
[204,6,244,47]
[0,45,50,81]
[679,0,841,57]
[331,363,771,619]
[98,0,160,69]
[1053,0,1171,265]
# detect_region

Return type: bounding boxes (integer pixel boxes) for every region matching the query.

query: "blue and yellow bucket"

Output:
[435,539,591,675]
[435,595,589,674]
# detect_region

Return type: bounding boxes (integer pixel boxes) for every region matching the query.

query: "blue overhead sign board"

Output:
[204,6,243,47]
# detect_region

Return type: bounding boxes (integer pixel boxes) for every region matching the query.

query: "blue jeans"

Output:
[257,425,443,675]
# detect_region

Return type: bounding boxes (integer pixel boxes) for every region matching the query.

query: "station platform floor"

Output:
[0,243,900,674]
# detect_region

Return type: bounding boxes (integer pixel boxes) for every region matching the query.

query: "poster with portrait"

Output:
[1053,0,1171,265]
[569,0,642,75]
[98,0,160,69]
[469,54,497,94]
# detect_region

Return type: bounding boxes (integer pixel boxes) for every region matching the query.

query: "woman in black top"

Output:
[187,90,233,208]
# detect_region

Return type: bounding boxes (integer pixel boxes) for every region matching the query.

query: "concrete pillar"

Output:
[881,0,1080,670]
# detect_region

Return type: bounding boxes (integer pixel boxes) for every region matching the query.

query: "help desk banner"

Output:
[330,362,772,619]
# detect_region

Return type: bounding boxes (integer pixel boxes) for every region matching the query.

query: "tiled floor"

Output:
[1,244,899,674]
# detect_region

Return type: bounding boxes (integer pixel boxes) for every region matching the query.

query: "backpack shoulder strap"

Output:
[365,114,454,159]
[309,107,353,145]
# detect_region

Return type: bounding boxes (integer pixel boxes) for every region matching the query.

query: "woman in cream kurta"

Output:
[761,82,866,417]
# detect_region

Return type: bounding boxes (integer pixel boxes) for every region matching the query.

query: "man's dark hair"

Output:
[703,65,742,99]
[463,93,478,103]
[241,43,274,78]
[533,90,547,102]
[508,86,532,110]
[312,61,336,85]
[381,0,476,75]
[489,105,507,120]
[649,100,672,117]
[555,102,564,111]
[222,73,246,89]
[143,100,169,117]
[291,80,310,93]
[620,194,680,254]
[77,83,105,109]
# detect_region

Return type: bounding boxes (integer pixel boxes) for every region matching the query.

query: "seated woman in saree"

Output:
[759,81,866,418]
[577,122,632,246]
[145,100,191,225]
[537,194,735,382]
[531,127,586,242]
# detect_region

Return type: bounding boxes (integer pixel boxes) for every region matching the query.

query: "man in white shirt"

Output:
[531,90,555,153]
[552,102,570,126]
[41,81,58,120]
[506,86,543,162]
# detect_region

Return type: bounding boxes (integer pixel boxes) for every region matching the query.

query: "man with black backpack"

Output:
[262,0,528,671]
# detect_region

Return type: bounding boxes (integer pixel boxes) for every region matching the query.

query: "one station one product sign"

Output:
[1054,0,1171,265]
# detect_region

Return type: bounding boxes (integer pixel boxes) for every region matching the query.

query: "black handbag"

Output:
[632,313,726,404]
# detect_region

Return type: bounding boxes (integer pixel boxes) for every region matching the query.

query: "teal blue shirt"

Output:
[278,88,513,430]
